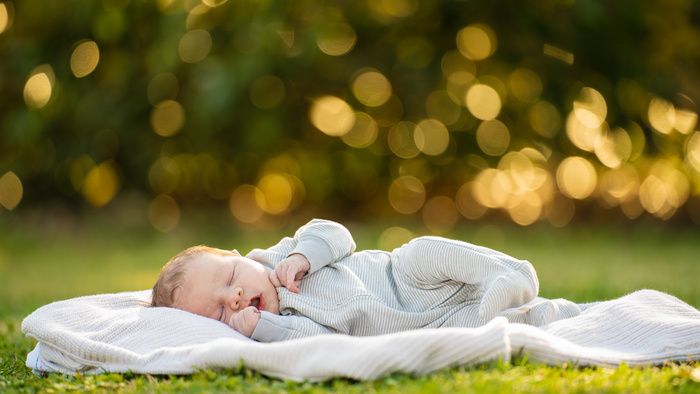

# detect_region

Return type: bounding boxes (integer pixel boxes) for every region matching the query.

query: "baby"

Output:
[151,219,581,341]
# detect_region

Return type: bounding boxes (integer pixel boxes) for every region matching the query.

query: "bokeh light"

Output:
[574,87,607,128]
[201,0,228,7]
[506,190,542,226]
[309,96,355,136]
[566,111,604,152]
[598,164,640,207]
[81,162,120,207]
[0,3,9,35]
[674,109,697,135]
[388,175,425,214]
[388,121,420,159]
[422,195,459,233]
[414,119,449,156]
[150,100,185,137]
[509,68,542,104]
[70,40,100,78]
[556,156,597,200]
[256,173,300,215]
[687,132,700,172]
[476,120,510,156]
[529,101,561,138]
[638,160,689,219]
[377,226,414,251]
[593,127,632,168]
[230,184,265,223]
[367,0,418,21]
[647,96,676,135]
[178,29,212,63]
[352,70,392,107]
[316,22,357,56]
[0,171,23,210]
[543,43,574,64]
[341,112,379,148]
[466,84,502,121]
[3,1,700,228]
[148,194,180,232]
[23,65,55,109]
[456,24,496,61]
[455,182,487,220]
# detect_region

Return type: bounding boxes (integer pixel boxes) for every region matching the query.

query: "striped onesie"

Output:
[247,219,581,342]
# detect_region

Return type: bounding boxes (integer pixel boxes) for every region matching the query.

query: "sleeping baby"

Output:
[151,219,581,341]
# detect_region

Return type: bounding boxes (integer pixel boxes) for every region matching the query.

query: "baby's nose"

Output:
[228,287,243,309]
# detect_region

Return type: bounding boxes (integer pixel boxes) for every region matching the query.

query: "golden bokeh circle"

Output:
[309,96,355,136]
[230,184,265,223]
[150,100,185,137]
[316,22,357,56]
[23,65,55,109]
[341,112,379,148]
[70,40,100,78]
[178,29,212,63]
[476,120,510,156]
[0,171,23,210]
[422,195,459,234]
[456,24,496,61]
[148,194,180,233]
[388,175,425,214]
[414,119,450,156]
[352,70,392,107]
[466,84,501,120]
[556,156,597,200]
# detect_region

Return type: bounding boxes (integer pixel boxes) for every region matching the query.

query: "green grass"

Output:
[2,214,700,393]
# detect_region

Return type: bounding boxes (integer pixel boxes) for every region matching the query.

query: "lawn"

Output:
[1,215,700,393]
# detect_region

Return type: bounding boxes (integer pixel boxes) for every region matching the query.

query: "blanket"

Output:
[22,289,700,381]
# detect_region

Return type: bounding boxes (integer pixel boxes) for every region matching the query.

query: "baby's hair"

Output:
[150,245,234,307]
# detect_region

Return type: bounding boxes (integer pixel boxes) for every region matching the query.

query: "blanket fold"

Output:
[22,289,700,381]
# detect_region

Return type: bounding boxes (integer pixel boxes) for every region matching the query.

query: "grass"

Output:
[1,213,700,393]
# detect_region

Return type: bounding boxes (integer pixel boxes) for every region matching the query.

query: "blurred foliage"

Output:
[1,0,700,231]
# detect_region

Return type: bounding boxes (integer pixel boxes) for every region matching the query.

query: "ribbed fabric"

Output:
[22,289,700,379]
[248,219,574,342]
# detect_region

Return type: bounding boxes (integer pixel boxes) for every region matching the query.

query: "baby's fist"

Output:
[228,306,260,337]
[270,253,310,293]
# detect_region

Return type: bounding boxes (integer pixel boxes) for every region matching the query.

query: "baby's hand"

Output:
[269,253,310,293]
[229,306,260,337]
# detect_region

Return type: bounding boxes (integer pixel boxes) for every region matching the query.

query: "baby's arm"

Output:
[247,219,357,274]
[250,311,335,342]
[395,236,539,321]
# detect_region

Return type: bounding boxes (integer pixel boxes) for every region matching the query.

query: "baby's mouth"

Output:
[250,295,263,310]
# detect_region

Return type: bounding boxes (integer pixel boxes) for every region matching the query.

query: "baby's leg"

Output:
[524,298,581,326]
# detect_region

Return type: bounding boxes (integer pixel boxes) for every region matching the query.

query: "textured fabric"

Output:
[22,289,700,380]
[248,219,572,342]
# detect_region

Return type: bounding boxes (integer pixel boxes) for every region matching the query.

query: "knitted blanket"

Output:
[22,289,700,381]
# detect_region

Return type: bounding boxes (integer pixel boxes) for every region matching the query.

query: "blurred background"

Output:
[1,0,699,314]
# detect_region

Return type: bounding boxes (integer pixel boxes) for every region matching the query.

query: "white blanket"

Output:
[22,289,700,381]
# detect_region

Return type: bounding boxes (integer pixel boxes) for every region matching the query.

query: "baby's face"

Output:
[173,250,280,326]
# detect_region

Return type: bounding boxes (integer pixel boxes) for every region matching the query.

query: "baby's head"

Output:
[151,246,280,324]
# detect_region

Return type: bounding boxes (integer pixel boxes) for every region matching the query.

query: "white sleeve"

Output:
[246,219,356,274]
[250,312,335,342]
